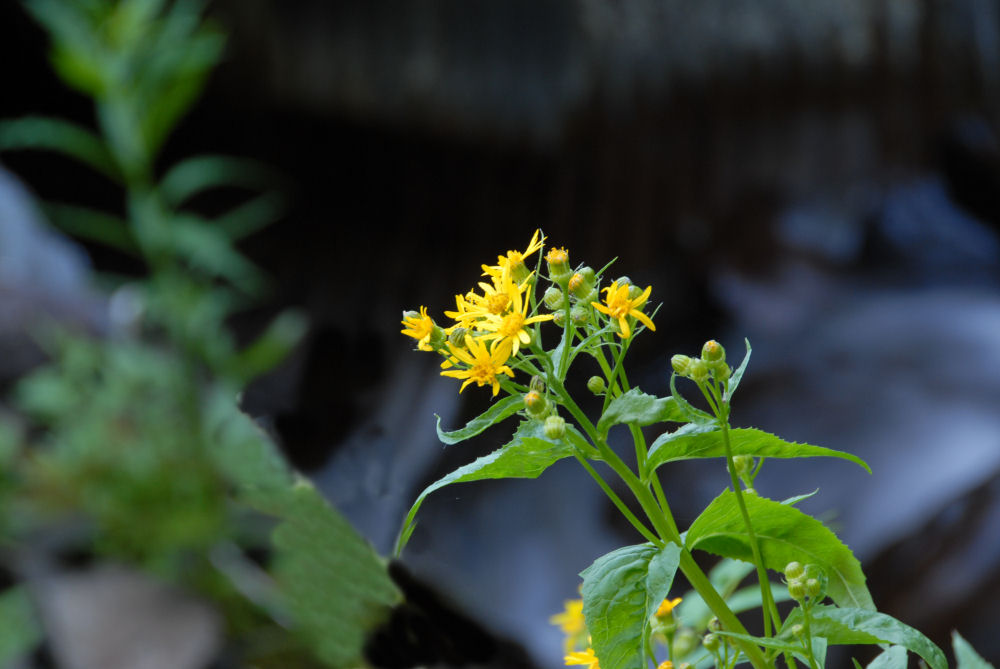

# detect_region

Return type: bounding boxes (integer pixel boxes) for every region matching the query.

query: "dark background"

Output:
[5,1,1000,665]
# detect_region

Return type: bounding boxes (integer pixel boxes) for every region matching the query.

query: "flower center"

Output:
[487,293,510,314]
[469,362,495,385]
[499,312,525,337]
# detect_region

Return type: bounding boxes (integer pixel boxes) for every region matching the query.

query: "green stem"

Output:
[801,604,819,669]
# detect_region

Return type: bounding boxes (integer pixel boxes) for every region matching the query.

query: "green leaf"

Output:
[227,310,308,385]
[272,478,402,668]
[170,217,265,294]
[647,427,870,475]
[434,395,524,444]
[216,192,286,240]
[780,606,946,669]
[597,388,686,435]
[0,587,43,665]
[580,543,681,669]
[0,117,120,180]
[867,645,908,668]
[160,154,279,207]
[953,631,995,668]
[397,419,584,555]
[42,202,137,254]
[668,372,714,423]
[724,338,752,402]
[686,490,874,610]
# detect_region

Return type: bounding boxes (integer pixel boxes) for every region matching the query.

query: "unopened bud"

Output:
[733,455,754,477]
[569,267,596,298]
[708,617,722,632]
[791,624,804,637]
[701,340,725,363]
[545,247,571,283]
[553,311,566,327]
[689,359,709,383]
[543,286,566,310]
[702,633,720,652]
[672,629,698,658]
[530,376,546,393]
[788,579,806,601]
[784,561,804,580]
[570,304,589,325]
[449,327,469,348]
[544,415,566,440]
[524,390,548,418]
[805,578,821,598]
[628,284,643,300]
[671,354,692,375]
[587,376,606,394]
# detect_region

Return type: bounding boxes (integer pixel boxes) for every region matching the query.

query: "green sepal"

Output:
[724,338,752,402]
[580,542,681,669]
[597,387,686,436]
[434,394,524,445]
[396,419,589,556]
[779,605,946,669]
[953,631,994,668]
[646,427,870,476]
[686,490,875,610]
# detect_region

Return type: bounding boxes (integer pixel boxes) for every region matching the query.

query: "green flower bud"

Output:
[733,454,754,477]
[530,376,546,393]
[543,286,566,310]
[791,624,804,637]
[580,288,600,307]
[544,415,566,440]
[524,390,548,418]
[569,267,596,298]
[553,311,566,327]
[545,247,572,284]
[710,361,731,380]
[449,327,468,348]
[708,617,722,632]
[689,359,709,383]
[803,564,828,600]
[672,629,698,658]
[702,633,721,653]
[627,284,643,300]
[615,276,632,287]
[788,579,806,601]
[784,561,804,580]
[587,376,606,394]
[429,325,447,349]
[805,578,822,598]
[570,304,589,325]
[701,339,725,363]
[671,354,693,376]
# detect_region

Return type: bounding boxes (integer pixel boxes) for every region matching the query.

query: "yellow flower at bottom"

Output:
[656,662,673,669]
[592,281,656,338]
[440,337,514,396]
[565,648,600,669]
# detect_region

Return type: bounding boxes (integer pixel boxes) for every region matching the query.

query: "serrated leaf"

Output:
[724,339,752,402]
[434,395,524,444]
[686,490,874,610]
[0,116,120,180]
[597,388,685,435]
[668,372,714,423]
[953,631,995,668]
[580,543,681,669]
[647,427,870,475]
[397,419,585,555]
[272,479,402,668]
[780,606,945,669]
[867,645,908,668]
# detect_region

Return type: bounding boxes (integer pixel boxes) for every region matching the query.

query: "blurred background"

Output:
[4,0,1000,666]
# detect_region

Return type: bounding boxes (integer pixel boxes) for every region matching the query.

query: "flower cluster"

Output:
[401,229,658,398]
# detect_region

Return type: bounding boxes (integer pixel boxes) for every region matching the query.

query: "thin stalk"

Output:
[800,604,819,669]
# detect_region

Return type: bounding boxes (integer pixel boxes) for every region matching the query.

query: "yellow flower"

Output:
[656,662,673,669]
[477,274,553,355]
[550,599,585,636]
[656,597,682,618]
[400,306,437,351]
[484,229,545,282]
[446,270,521,328]
[565,648,600,669]
[591,281,656,338]
[440,336,515,396]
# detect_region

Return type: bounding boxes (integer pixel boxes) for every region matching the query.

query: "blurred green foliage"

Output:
[0,1,401,666]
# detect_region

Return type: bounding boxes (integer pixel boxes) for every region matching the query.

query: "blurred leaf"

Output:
[0,587,43,665]
[953,631,994,668]
[160,155,279,208]
[42,202,137,254]
[686,490,874,610]
[0,117,120,180]
[397,418,584,555]
[217,192,286,240]
[171,217,265,294]
[580,542,680,669]
[780,605,945,669]
[228,310,308,385]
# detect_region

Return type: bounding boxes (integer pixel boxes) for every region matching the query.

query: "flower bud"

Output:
[553,311,566,327]
[544,415,566,440]
[614,276,632,287]
[701,339,725,363]
[543,286,566,310]
[805,578,822,598]
[791,624,804,637]
[710,361,731,381]
[672,630,698,658]
[569,267,596,298]
[688,359,709,383]
[708,617,722,632]
[570,304,589,325]
[545,247,572,283]
[733,455,754,478]
[524,390,548,418]
[587,376,606,395]
[449,327,469,348]
[671,354,692,376]
[803,564,828,600]
[788,579,806,601]
[627,284,643,300]
[530,375,546,393]
[784,561,804,580]
[702,633,720,652]
[580,288,600,307]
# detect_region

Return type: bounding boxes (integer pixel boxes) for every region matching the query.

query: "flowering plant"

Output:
[399,231,988,669]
